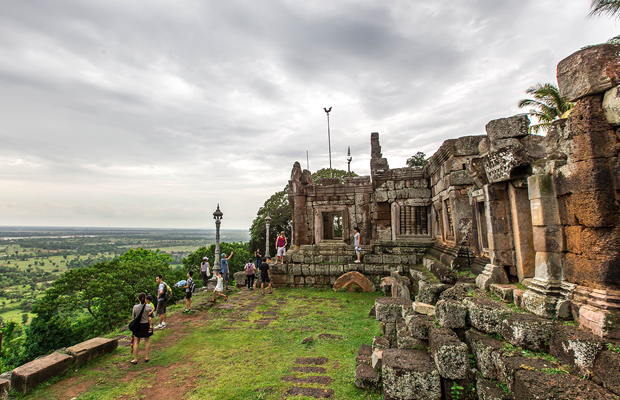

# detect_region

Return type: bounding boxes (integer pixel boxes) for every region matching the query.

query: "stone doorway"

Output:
[323,212,343,240]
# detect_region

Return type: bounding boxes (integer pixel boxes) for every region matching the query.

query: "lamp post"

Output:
[213,204,223,277]
[265,215,271,259]
[347,146,352,178]
[324,107,333,178]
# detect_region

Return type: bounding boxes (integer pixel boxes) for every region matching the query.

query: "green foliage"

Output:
[607,342,620,353]
[311,167,358,183]
[518,83,574,134]
[406,151,428,167]
[589,0,620,18]
[450,382,464,399]
[182,242,251,276]
[6,249,179,371]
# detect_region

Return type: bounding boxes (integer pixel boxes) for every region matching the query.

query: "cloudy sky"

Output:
[0,1,617,230]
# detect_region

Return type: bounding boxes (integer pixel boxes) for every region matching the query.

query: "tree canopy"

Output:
[589,0,620,18]
[518,83,574,134]
[406,152,428,167]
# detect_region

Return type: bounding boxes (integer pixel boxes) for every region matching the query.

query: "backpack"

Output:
[188,278,196,293]
[161,282,172,300]
[245,263,254,275]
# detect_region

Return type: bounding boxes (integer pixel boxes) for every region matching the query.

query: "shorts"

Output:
[222,272,229,281]
[156,299,167,315]
[261,274,270,283]
[185,292,192,299]
[277,247,286,257]
[355,246,361,255]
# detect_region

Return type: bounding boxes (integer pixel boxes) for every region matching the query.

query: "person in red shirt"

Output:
[275,231,287,265]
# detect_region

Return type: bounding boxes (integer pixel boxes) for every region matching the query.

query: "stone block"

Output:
[557,43,620,102]
[580,226,620,259]
[603,86,620,126]
[439,282,477,301]
[372,335,390,351]
[412,301,435,316]
[495,353,561,392]
[382,349,442,400]
[66,337,118,367]
[464,329,504,380]
[435,299,467,329]
[354,364,380,390]
[570,128,618,162]
[329,264,344,276]
[532,225,565,253]
[356,344,372,367]
[416,282,448,305]
[490,284,516,303]
[485,114,530,141]
[513,369,616,399]
[565,254,619,292]
[550,324,605,375]
[476,264,509,291]
[429,327,469,379]
[397,328,426,350]
[529,197,561,226]
[593,350,620,396]
[375,297,412,323]
[513,289,525,309]
[0,379,9,400]
[371,348,383,370]
[405,314,434,339]
[527,174,557,200]
[12,352,73,393]
[463,297,513,335]
[579,306,620,339]
[423,258,457,284]
[476,378,510,400]
[332,271,375,292]
[534,252,564,282]
[499,313,554,351]
[233,271,246,287]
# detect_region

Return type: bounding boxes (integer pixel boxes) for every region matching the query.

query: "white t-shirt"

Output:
[354,232,361,248]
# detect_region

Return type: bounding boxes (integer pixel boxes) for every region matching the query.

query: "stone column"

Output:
[475,183,510,290]
[508,181,535,281]
[523,174,567,318]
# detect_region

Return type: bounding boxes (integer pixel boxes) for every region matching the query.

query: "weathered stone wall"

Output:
[286,43,620,338]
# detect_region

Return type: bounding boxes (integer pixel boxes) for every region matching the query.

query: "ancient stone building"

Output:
[281,43,620,340]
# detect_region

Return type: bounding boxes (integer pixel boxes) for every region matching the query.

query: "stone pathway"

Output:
[283,357,335,399]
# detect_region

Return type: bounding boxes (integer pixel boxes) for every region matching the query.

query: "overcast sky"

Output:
[0,1,617,230]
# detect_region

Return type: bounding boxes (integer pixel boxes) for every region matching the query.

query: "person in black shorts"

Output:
[183,270,194,313]
[258,257,272,295]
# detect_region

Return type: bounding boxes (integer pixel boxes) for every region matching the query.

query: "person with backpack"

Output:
[244,258,256,290]
[183,270,196,313]
[155,274,169,329]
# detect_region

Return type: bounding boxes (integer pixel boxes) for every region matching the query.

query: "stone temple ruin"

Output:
[275,43,620,398]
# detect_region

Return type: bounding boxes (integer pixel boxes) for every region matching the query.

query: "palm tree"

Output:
[518,83,574,134]
[589,0,620,18]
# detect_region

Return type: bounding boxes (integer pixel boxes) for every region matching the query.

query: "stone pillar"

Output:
[523,174,567,318]
[475,183,510,290]
[508,182,535,281]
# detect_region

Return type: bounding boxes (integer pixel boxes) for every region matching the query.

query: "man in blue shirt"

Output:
[221,251,233,290]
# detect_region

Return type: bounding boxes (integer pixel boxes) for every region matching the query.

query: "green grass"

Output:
[11,287,383,400]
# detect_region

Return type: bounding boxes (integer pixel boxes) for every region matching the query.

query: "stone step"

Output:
[381,348,441,400]
[11,352,73,393]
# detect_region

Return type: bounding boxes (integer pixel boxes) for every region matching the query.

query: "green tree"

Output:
[589,0,620,18]
[182,242,251,277]
[518,83,574,134]
[406,152,428,167]
[248,169,355,255]
[14,248,178,369]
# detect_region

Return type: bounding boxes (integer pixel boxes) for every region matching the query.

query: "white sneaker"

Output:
[354,260,361,263]
[162,322,166,327]
[155,324,162,329]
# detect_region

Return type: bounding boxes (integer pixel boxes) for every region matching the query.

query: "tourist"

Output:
[254,249,262,289]
[244,258,256,290]
[211,271,229,302]
[221,251,233,290]
[155,275,168,329]
[183,270,195,313]
[258,257,272,295]
[130,292,153,364]
[354,227,363,263]
[200,256,210,289]
[145,294,155,319]
[276,231,287,264]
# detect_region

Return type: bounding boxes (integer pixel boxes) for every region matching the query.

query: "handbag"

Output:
[128,304,146,333]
